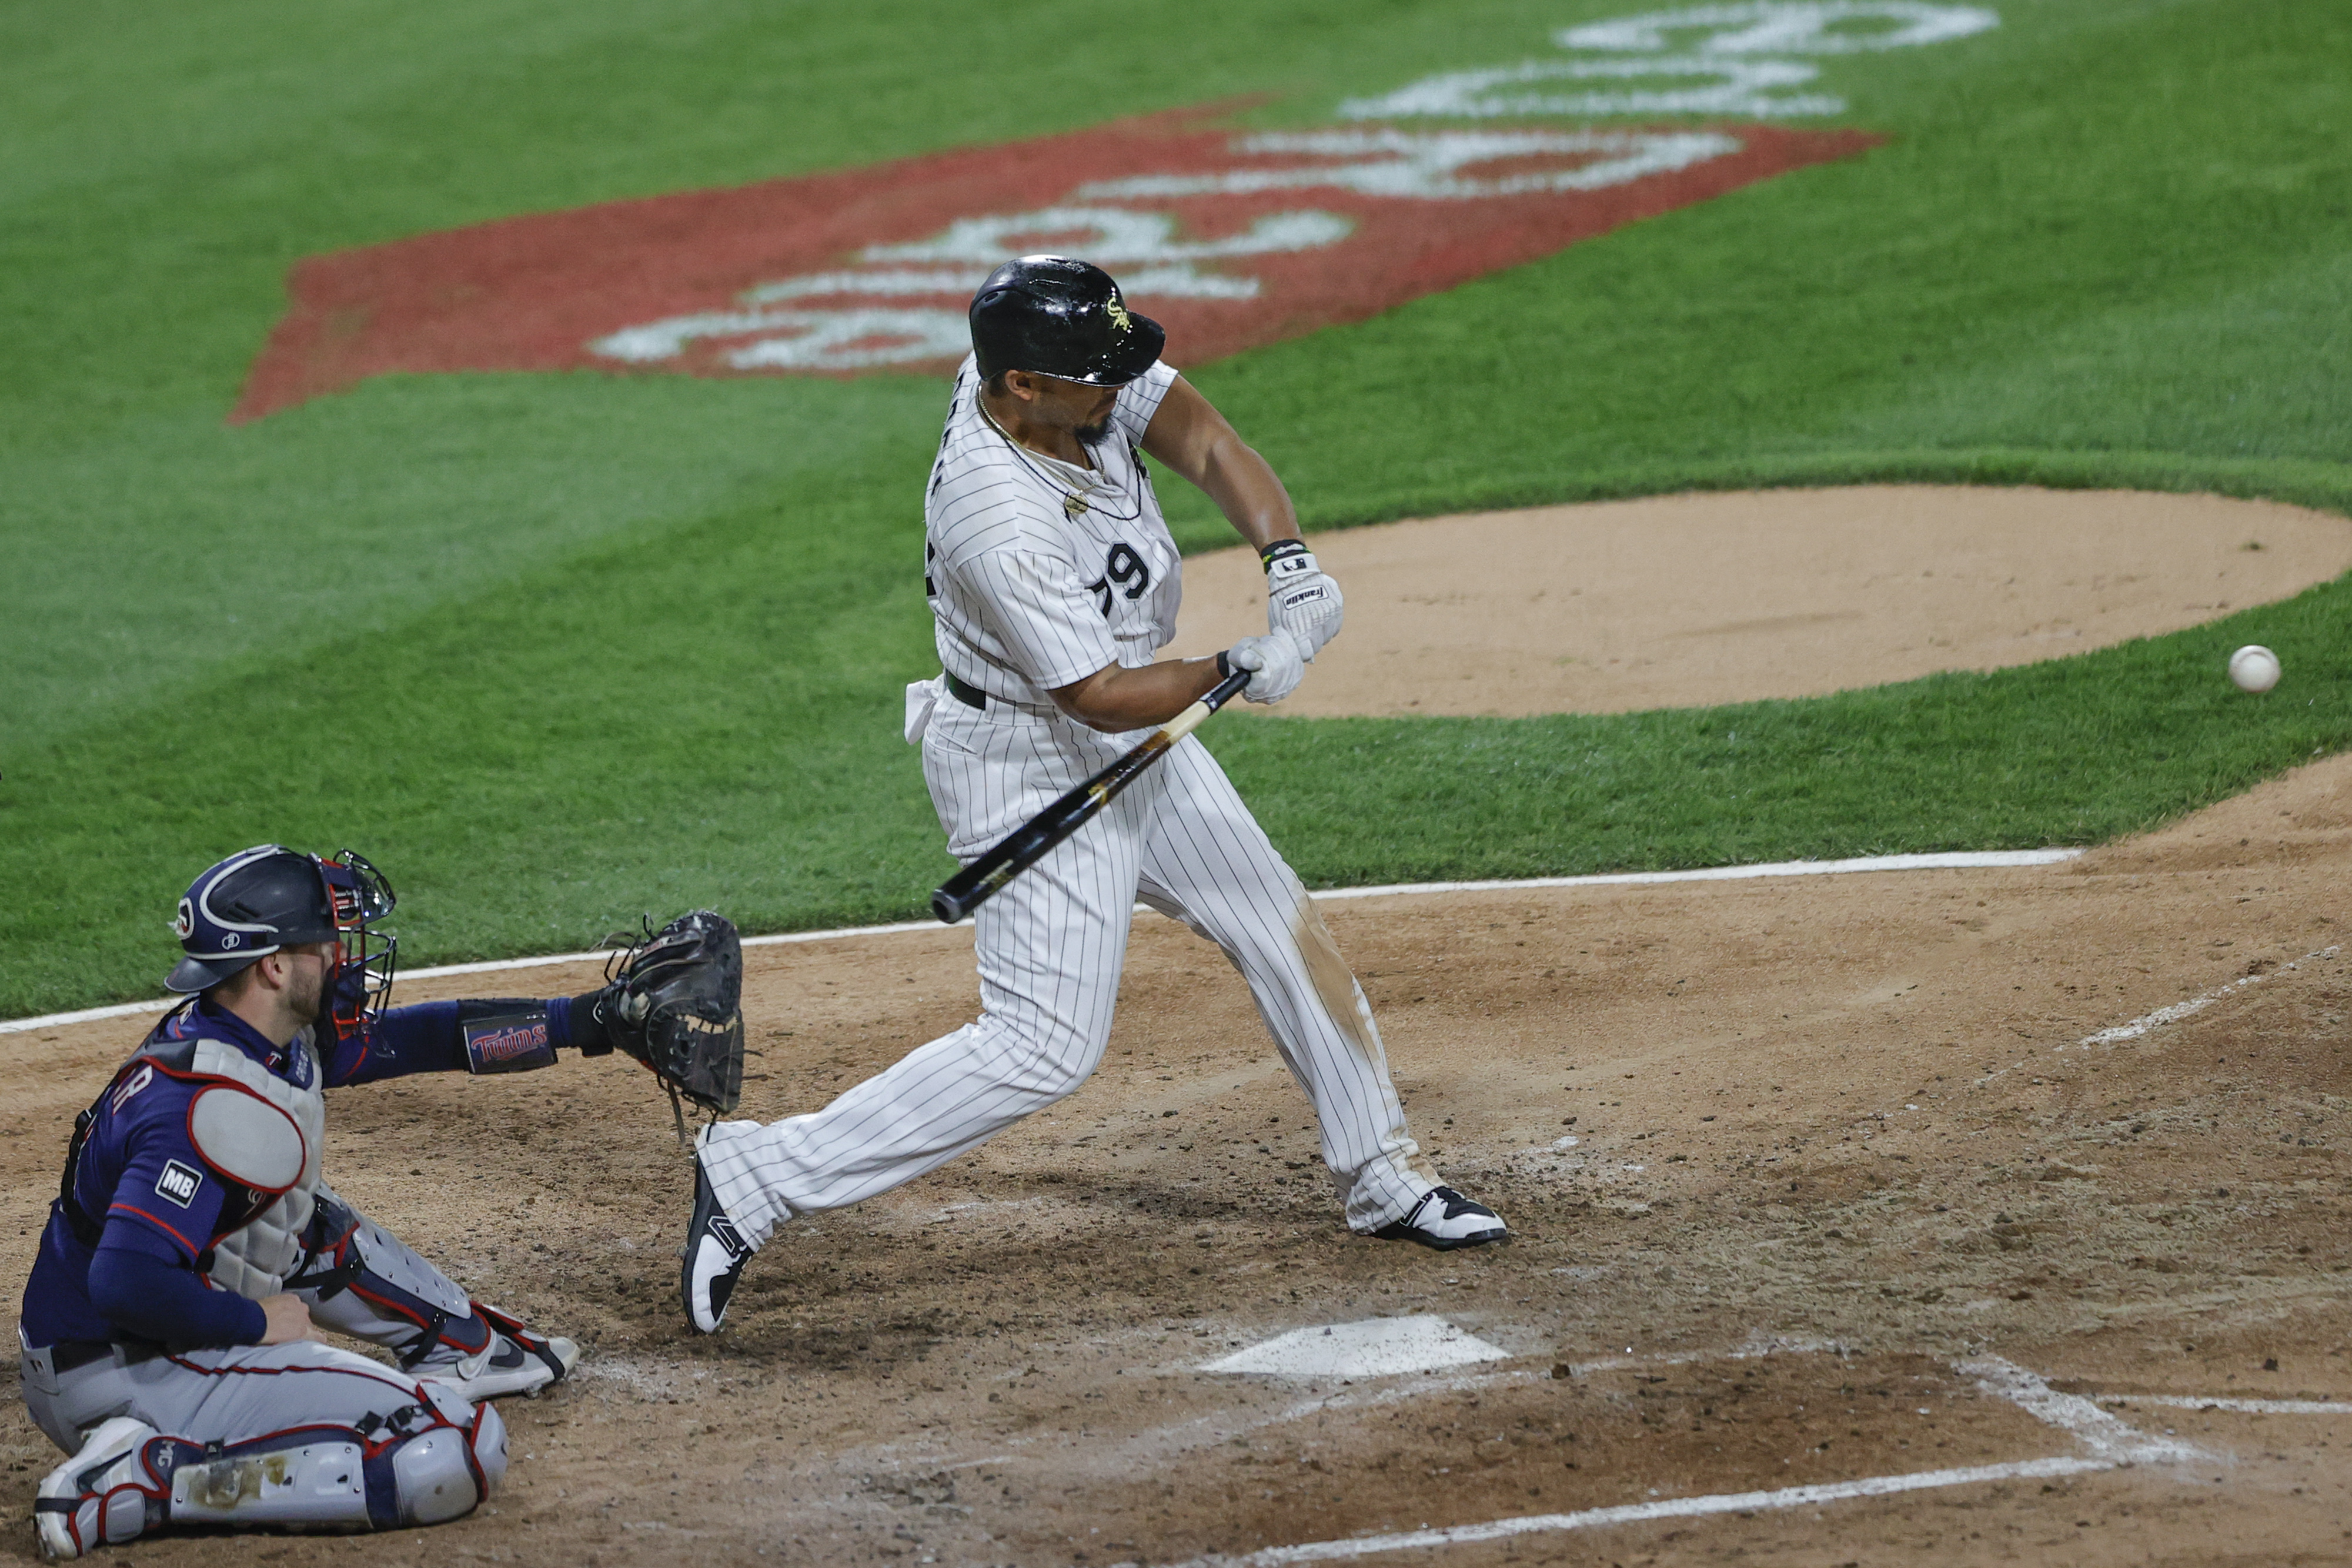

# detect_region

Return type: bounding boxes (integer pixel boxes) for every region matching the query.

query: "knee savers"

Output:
[59,1392,507,1540]
[392,1399,507,1526]
[172,1396,505,1530]
[169,1439,373,1527]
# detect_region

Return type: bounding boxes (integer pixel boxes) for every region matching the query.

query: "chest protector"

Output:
[64,1016,328,1303]
[183,1029,326,1300]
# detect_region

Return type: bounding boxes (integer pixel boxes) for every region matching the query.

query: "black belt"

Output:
[943,671,993,710]
[44,1339,158,1374]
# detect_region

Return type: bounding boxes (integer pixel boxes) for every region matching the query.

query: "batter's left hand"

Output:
[1262,540,1343,661]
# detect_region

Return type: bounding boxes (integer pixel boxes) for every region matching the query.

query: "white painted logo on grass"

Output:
[1341,1,1999,122]
[1077,131,1740,202]
[1559,2,2000,56]
[1203,1316,1511,1379]
[590,130,1756,374]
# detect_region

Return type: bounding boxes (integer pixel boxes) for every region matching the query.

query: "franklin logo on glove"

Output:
[1261,539,1344,661]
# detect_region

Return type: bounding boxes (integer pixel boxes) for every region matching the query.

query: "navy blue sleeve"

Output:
[89,1243,267,1348]
[326,1000,466,1085]
[103,1092,232,1263]
[326,996,595,1087]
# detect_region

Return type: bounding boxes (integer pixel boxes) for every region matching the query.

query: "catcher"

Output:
[21,843,743,1557]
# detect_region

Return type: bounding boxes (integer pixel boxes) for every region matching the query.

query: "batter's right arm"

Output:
[1050,640,1304,731]
[1050,656,1224,731]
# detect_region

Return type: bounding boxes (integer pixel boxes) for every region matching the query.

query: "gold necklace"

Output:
[977,393,1142,523]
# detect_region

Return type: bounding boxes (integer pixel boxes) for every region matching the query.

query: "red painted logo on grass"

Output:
[233,107,1877,421]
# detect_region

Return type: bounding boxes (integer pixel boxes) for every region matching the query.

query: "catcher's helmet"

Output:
[167,845,339,993]
[166,845,398,1014]
[968,256,1164,386]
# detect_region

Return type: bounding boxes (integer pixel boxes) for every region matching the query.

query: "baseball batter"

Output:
[683,256,1504,1332]
[20,844,710,1557]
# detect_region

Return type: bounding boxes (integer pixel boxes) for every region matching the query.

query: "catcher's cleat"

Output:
[426,1307,580,1401]
[682,1138,754,1334]
[1371,1186,1509,1251]
[36,1416,163,1559]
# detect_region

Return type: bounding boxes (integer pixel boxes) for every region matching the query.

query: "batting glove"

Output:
[1262,540,1343,661]
[1225,634,1305,705]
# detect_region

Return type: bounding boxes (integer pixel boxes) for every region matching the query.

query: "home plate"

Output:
[1202,1316,1512,1378]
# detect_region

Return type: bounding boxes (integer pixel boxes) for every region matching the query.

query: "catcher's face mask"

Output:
[316,850,397,1040]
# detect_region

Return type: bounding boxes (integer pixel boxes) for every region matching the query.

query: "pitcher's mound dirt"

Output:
[1167,486,2352,716]
[4,759,2348,1564]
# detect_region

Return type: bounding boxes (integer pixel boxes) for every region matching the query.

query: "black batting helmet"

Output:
[968,256,1164,386]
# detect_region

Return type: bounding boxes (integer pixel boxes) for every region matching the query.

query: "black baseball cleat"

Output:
[681,1141,753,1333]
[1372,1186,1509,1251]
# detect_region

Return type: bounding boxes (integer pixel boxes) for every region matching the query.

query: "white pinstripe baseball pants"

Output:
[699,696,1436,1241]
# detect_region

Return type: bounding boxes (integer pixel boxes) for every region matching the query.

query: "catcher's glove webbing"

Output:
[592,910,745,1146]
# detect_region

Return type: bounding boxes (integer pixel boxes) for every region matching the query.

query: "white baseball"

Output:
[2229,644,2280,694]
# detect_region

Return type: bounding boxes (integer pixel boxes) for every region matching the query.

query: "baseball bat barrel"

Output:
[931,667,1253,924]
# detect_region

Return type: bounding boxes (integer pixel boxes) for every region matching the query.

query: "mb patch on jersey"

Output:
[155,1159,203,1209]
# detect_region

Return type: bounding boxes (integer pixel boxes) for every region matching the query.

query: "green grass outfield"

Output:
[4,0,2349,1016]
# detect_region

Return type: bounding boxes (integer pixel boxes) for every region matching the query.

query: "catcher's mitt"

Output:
[595,910,744,1135]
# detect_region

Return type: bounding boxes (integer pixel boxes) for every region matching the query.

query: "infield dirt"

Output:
[4,755,2348,1564]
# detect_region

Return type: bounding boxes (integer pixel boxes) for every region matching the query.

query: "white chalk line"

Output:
[2073,944,2339,1047]
[2098,1393,2352,1416]
[1127,1355,2201,1568]
[1962,940,2343,1091]
[1957,1357,2203,1465]
[0,849,2080,1037]
[1145,1458,2113,1568]
[1314,849,2079,903]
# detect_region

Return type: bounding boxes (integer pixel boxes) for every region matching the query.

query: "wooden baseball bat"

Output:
[931,667,1254,924]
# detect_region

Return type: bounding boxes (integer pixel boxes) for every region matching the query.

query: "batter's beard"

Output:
[1074,416,1111,445]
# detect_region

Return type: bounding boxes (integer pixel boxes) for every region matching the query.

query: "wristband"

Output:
[1216,649,1235,680]
[566,991,616,1057]
[1259,539,1311,574]
[462,1009,557,1074]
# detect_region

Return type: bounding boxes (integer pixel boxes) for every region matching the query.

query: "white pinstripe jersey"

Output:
[924,355,1183,706]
